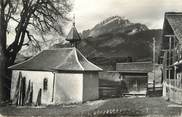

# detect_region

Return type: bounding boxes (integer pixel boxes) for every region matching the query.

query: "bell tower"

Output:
[66,15,81,48]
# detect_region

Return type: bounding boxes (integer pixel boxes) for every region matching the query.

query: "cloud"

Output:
[68,0,182,31]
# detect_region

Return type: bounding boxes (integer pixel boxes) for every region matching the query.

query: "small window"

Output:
[43,78,48,90]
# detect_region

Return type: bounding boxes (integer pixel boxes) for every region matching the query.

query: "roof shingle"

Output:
[165,12,182,41]
[116,62,153,72]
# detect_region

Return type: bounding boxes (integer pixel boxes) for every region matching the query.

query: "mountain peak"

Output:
[94,16,131,29]
[81,16,148,38]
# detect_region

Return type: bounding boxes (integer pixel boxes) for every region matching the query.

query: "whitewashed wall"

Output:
[11,70,54,105]
[83,72,99,102]
[54,73,83,104]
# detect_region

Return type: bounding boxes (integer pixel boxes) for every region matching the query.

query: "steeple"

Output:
[66,15,81,48]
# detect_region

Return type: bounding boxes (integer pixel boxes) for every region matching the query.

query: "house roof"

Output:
[66,25,81,42]
[116,62,153,72]
[108,70,149,74]
[165,12,182,41]
[9,48,102,72]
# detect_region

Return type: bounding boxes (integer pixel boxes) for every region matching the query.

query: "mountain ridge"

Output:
[81,16,149,38]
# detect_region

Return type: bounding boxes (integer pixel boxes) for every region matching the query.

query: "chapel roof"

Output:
[9,48,102,72]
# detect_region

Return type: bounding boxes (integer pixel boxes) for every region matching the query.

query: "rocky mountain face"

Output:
[77,16,162,67]
[81,16,149,38]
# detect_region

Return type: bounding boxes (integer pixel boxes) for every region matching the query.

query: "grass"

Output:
[0,97,182,117]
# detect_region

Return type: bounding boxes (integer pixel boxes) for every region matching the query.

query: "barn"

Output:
[9,48,102,106]
[99,61,162,98]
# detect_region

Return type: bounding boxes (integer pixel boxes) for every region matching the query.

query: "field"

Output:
[0,97,182,117]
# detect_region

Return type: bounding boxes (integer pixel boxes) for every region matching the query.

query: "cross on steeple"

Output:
[73,14,75,26]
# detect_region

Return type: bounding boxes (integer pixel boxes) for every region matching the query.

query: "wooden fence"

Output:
[99,79,151,98]
[99,79,121,99]
[163,81,182,104]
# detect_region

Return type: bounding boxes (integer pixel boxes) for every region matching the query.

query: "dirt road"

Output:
[0,97,182,117]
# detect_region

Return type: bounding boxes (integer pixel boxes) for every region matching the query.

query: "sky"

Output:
[68,0,182,32]
[7,0,182,45]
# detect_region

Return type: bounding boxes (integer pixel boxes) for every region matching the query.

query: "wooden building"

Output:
[99,62,162,98]
[113,62,152,96]
[160,12,182,104]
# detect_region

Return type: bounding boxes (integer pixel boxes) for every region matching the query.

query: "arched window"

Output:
[43,78,48,90]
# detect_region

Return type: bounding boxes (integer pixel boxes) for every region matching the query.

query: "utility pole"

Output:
[153,37,156,93]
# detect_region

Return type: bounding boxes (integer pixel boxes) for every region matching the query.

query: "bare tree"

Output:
[0,0,72,101]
